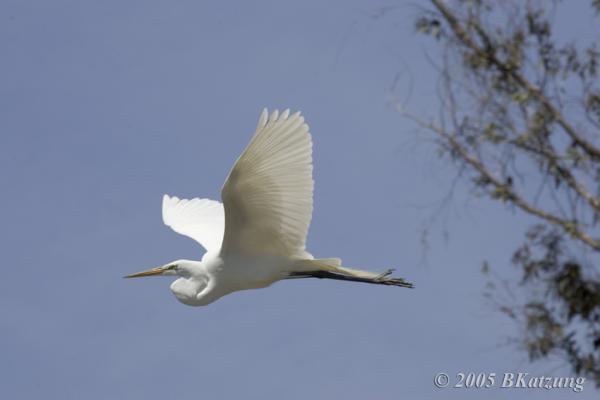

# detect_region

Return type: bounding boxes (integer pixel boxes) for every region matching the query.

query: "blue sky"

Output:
[1,1,597,399]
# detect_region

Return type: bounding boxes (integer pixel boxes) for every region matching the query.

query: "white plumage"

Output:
[220,109,314,258]
[162,195,224,254]
[126,108,412,306]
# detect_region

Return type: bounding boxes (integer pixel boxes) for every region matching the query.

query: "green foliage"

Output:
[512,225,600,382]
[414,0,600,385]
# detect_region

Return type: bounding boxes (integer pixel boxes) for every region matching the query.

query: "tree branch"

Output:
[399,108,600,251]
[431,0,600,161]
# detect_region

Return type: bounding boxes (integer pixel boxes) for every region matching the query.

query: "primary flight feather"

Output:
[125,109,412,306]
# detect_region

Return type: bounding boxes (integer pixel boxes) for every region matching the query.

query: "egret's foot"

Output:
[375,269,395,281]
[379,277,414,288]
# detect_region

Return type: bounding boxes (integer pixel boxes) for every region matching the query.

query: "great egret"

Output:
[125,109,412,306]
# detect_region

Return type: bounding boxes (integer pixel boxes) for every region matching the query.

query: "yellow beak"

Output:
[124,266,167,279]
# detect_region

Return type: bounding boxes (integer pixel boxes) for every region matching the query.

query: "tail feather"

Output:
[314,257,342,267]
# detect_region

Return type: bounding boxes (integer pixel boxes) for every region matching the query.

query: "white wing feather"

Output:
[162,194,225,253]
[220,108,314,258]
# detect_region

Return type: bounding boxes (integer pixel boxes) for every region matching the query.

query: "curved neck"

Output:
[169,260,224,306]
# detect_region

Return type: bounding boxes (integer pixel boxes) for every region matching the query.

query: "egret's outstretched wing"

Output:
[220,109,313,258]
[162,194,225,253]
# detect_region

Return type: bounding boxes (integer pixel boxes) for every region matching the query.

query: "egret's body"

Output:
[126,109,412,306]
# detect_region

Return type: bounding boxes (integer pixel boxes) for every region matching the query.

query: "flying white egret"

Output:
[125,109,413,306]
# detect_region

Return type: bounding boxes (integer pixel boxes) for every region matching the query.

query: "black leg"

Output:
[288,270,414,288]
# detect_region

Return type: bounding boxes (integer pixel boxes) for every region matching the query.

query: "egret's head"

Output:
[124,260,197,279]
[125,260,209,306]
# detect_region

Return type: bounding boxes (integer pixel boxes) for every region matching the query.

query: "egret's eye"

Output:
[167,264,178,270]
